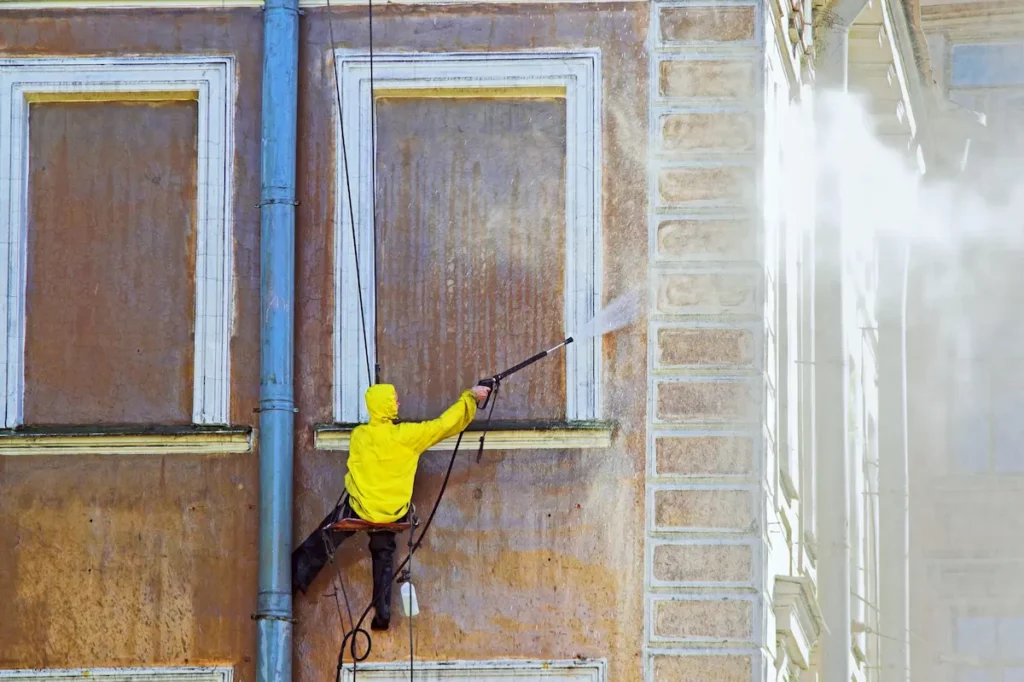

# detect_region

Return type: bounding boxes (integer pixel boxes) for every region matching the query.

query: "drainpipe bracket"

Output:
[252,613,297,623]
[253,405,299,414]
[257,199,300,208]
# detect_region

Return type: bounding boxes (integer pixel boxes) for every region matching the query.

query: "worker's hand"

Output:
[470,385,491,402]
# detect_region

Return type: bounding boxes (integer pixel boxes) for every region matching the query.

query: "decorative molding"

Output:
[331,50,601,424]
[314,422,613,452]
[648,594,757,644]
[644,1,769,677]
[0,0,262,5]
[0,428,251,456]
[0,668,233,682]
[0,0,632,7]
[0,56,235,427]
[922,1,1024,38]
[773,575,825,670]
[339,660,606,682]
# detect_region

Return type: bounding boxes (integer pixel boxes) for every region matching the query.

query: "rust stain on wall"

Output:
[295,6,649,682]
[0,454,258,670]
[25,101,199,425]
[0,4,649,682]
[375,97,567,421]
[0,9,265,679]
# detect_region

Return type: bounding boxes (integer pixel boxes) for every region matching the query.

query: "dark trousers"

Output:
[291,498,397,629]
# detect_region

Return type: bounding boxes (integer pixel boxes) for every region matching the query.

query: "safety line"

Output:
[325,0,373,389]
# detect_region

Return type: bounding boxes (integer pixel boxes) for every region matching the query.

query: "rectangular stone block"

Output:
[655,272,757,315]
[652,654,752,681]
[660,6,756,43]
[653,598,753,640]
[653,488,754,530]
[660,112,756,153]
[656,380,758,422]
[658,166,754,206]
[652,542,753,584]
[655,435,754,476]
[656,218,755,260]
[657,327,755,367]
[659,59,756,100]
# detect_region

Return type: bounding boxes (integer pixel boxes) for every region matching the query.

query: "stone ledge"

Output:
[314,421,615,452]
[0,668,232,682]
[0,426,252,456]
[0,0,634,6]
[773,575,826,670]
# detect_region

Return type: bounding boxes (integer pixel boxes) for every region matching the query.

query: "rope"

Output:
[406,527,414,682]
[368,0,382,387]
[324,0,374,388]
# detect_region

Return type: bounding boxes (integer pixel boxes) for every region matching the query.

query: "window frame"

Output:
[0,668,232,682]
[339,659,606,682]
[0,56,235,428]
[331,49,602,424]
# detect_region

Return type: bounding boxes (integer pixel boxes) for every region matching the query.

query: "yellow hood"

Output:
[345,387,478,523]
[365,383,398,424]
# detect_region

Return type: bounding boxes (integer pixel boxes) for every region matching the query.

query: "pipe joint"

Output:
[264,0,300,15]
[256,591,293,619]
[259,398,296,412]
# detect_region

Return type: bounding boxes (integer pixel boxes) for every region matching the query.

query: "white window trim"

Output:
[0,56,235,427]
[332,49,602,424]
[0,667,232,682]
[339,659,606,681]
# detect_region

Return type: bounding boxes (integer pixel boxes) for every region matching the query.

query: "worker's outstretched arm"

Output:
[398,386,489,453]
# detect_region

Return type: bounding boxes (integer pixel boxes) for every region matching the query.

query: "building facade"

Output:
[909,3,1024,682]
[0,0,973,681]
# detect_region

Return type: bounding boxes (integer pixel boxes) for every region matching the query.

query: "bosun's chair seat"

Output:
[326,517,412,533]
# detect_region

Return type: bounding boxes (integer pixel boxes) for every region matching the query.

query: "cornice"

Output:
[922,1,1024,38]
[0,0,637,9]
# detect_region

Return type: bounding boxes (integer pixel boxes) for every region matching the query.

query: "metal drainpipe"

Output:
[812,1,867,681]
[255,1,300,682]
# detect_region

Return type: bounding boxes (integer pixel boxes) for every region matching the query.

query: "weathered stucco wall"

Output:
[0,8,266,679]
[0,5,650,682]
[293,6,649,681]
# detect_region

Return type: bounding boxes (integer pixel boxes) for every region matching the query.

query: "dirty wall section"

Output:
[0,4,650,682]
[292,4,649,682]
[0,10,264,678]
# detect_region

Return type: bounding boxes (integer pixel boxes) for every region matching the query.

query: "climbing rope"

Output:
[324,0,375,388]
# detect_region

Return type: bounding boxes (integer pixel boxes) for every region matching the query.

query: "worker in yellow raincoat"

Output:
[291,382,491,630]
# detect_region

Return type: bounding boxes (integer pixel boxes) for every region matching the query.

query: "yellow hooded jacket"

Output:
[345,384,478,523]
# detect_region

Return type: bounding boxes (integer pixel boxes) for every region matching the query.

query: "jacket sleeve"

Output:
[397,390,478,453]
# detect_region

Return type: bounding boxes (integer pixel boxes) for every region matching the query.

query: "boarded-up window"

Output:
[374,97,567,421]
[24,101,198,425]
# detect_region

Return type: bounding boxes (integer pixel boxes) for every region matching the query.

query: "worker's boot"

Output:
[368,531,396,630]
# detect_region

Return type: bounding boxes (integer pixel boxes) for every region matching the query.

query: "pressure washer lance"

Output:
[470,337,574,462]
[474,336,575,410]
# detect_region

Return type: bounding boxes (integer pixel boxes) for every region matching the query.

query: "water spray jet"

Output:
[473,289,641,408]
